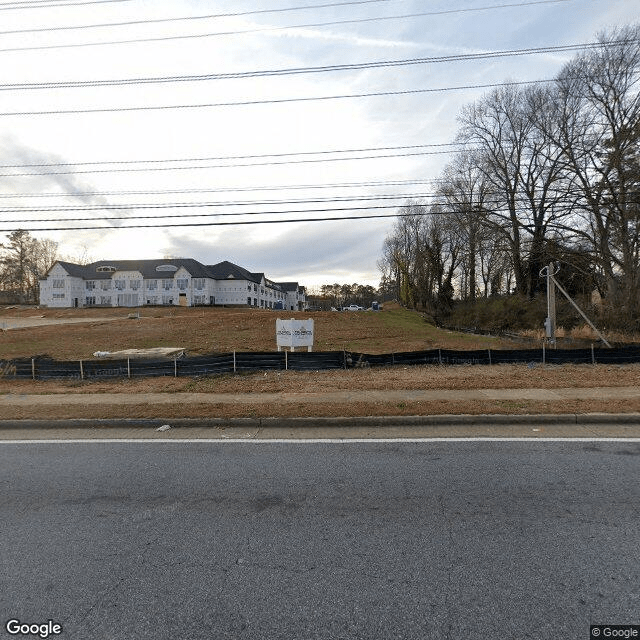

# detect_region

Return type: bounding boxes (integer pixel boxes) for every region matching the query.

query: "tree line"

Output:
[306,283,379,310]
[0,230,59,304]
[379,25,640,328]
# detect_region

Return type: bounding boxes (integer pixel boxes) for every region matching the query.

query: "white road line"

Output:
[1,438,640,444]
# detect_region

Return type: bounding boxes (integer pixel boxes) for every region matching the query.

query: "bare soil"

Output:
[1,304,636,420]
[0,303,510,360]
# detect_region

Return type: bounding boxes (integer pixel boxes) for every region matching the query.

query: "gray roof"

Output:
[277,282,304,292]
[55,260,90,278]
[49,259,304,292]
[55,258,212,280]
[206,261,262,284]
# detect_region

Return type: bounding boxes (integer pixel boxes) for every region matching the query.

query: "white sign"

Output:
[276,319,314,351]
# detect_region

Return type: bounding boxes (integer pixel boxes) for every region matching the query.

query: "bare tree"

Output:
[551,25,640,316]
[458,83,568,296]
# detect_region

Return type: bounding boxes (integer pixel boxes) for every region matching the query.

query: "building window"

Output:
[100,281,111,291]
[85,280,96,290]
[247,296,252,305]
[193,278,205,290]
[176,278,188,291]
[146,279,157,290]
[114,279,126,290]
[130,280,140,290]
[163,280,173,290]
[117,293,139,306]
[100,296,111,305]
[52,293,65,299]
[85,296,96,305]
[52,279,65,289]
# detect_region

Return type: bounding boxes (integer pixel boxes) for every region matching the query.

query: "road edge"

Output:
[2,413,640,429]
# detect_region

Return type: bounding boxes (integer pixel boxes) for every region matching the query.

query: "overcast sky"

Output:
[0,0,636,289]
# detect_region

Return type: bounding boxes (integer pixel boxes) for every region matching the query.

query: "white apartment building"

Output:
[40,259,306,310]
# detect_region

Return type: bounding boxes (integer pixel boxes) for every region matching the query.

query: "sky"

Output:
[0,0,637,290]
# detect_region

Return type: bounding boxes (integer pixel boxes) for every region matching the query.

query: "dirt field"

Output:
[0,302,510,359]
[1,303,635,420]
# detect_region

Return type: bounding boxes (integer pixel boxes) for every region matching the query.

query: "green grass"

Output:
[379,306,500,346]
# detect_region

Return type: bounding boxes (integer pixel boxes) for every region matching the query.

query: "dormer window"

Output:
[96,266,116,273]
[156,264,178,272]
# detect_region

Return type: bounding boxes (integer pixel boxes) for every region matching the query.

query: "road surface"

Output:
[1,437,638,639]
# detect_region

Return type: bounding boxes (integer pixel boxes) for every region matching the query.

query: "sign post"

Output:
[276,319,314,352]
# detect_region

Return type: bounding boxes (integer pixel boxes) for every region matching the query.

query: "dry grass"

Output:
[2,363,640,395]
[0,302,509,360]
[2,304,638,419]
[2,398,640,420]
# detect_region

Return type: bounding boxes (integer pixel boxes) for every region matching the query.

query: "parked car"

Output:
[343,304,364,311]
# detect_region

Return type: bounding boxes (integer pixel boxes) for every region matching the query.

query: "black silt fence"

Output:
[34,358,84,380]
[177,354,235,377]
[438,349,493,365]
[3,346,640,381]
[488,349,548,365]
[591,347,640,364]
[0,357,33,380]
[82,359,130,378]
[234,351,286,372]
[286,351,346,371]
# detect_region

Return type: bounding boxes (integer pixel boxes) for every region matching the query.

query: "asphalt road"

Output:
[1,439,639,640]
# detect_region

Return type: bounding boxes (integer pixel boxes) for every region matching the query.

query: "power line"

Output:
[0,207,410,232]
[0,41,615,91]
[0,142,460,169]
[0,0,130,11]
[0,78,576,118]
[0,1,574,52]
[0,150,460,176]
[0,0,400,33]
[3,192,624,219]
[0,200,596,232]
[0,179,441,199]
[0,0,571,37]
[0,195,432,219]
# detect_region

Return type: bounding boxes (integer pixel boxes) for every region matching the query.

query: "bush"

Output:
[442,294,590,333]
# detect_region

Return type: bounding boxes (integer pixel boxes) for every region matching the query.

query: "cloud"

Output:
[165,217,390,286]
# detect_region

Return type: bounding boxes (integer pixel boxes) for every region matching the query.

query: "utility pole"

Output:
[540,262,611,349]
[543,262,556,346]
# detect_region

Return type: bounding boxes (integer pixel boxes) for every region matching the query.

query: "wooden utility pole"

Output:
[541,261,611,348]
[544,262,556,345]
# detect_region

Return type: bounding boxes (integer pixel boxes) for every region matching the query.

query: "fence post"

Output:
[79,360,84,380]
[438,349,442,365]
[285,349,288,371]
[127,357,131,379]
[542,343,546,365]
[233,351,236,373]
[488,348,492,365]
[343,350,346,369]
[591,344,595,365]
[174,357,178,377]
[31,358,35,380]
[392,352,395,366]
